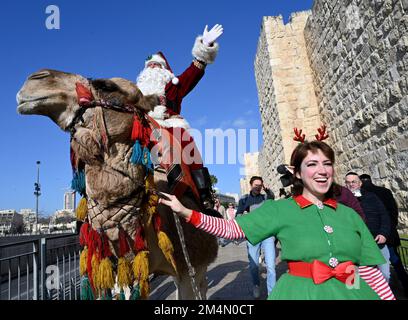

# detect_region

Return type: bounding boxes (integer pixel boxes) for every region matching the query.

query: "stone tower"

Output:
[255,1,408,230]
[255,12,321,195]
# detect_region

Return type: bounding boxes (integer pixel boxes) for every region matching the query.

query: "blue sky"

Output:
[0,0,313,216]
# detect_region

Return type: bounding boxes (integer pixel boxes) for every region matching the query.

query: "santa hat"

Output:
[145,51,179,85]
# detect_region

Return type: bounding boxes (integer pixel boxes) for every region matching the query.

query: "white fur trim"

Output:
[192,36,219,64]
[163,117,190,129]
[148,105,168,120]
[152,118,190,130]
[145,54,167,69]
[172,77,179,85]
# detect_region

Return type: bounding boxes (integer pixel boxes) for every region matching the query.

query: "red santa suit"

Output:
[136,36,219,201]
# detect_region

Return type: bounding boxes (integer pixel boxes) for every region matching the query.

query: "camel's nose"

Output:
[28,70,51,80]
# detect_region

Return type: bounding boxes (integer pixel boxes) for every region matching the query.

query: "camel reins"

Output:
[72,79,203,300]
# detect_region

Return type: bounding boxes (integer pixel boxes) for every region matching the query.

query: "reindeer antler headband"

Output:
[293,125,329,143]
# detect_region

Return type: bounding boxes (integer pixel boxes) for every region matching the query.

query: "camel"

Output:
[16,69,218,299]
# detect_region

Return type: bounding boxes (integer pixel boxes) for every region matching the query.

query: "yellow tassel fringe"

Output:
[133,251,149,281]
[157,231,177,274]
[117,257,132,289]
[79,247,88,276]
[91,254,100,289]
[139,279,149,299]
[98,257,115,290]
[76,197,88,221]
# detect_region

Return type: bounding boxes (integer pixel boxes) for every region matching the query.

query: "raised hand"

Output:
[202,24,223,46]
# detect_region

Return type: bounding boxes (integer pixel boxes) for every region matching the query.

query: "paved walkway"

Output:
[150,240,407,300]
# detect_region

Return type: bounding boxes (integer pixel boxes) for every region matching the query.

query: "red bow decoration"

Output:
[75,82,94,107]
[311,260,355,284]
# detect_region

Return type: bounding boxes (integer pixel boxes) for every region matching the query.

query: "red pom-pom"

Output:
[154,214,161,233]
[131,116,144,142]
[134,226,146,252]
[79,222,90,247]
[101,232,112,258]
[119,228,130,257]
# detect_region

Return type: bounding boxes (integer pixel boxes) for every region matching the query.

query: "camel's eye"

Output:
[92,79,120,93]
[28,70,51,80]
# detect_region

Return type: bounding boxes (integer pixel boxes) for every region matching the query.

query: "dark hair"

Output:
[346,171,359,177]
[359,173,371,181]
[290,140,335,197]
[279,188,287,197]
[249,176,263,185]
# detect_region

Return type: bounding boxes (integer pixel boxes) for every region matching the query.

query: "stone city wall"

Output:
[304,0,408,231]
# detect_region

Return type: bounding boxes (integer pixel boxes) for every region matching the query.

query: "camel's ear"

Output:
[138,94,159,112]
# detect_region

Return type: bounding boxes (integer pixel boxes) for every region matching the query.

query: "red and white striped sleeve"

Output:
[187,210,246,240]
[358,266,396,300]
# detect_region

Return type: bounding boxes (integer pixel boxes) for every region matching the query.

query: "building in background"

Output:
[0,210,24,235]
[20,208,36,233]
[64,191,76,212]
[215,193,237,206]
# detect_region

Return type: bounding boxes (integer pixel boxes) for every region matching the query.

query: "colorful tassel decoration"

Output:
[117,257,132,289]
[79,248,88,276]
[79,222,90,247]
[145,174,154,193]
[142,147,153,171]
[91,254,101,290]
[80,275,95,300]
[131,116,144,141]
[133,250,149,281]
[76,197,88,221]
[118,289,126,300]
[100,289,113,300]
[130,284,141,300]
[139,279,149,299]
[130,140,143,164]
[98,257,115,289]
[118,227,130,257]
[134,226,146,252]
[157,231,177,273]
[71,169,86,196]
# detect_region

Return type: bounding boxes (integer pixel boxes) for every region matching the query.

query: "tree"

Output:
[210,174,218,187]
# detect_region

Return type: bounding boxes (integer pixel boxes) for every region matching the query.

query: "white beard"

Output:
[136,67,174,96]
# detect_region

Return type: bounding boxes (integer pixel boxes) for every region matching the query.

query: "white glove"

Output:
[202,24,223,46]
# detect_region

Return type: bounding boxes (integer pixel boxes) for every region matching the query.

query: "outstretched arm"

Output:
[159,192,246,240]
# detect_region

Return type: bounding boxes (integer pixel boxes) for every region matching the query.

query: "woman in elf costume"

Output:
[159,126,395,300]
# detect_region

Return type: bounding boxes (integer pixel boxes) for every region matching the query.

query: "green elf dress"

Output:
[235,195,386,300]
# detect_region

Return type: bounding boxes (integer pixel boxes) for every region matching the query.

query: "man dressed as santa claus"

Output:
[136,24,223,208]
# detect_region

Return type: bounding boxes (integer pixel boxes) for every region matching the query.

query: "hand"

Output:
[158,192,193,219]
[375,234,387,244]
[202,24,223,46]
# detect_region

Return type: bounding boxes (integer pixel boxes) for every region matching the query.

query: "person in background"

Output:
[345,172,391,282]
[360,173,408,294]
[235,176,275,298]
[226,203,237,220]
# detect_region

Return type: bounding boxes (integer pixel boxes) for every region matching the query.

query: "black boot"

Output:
[191,167,221,218]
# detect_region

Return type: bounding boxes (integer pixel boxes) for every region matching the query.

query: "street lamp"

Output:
[34,161,41,234]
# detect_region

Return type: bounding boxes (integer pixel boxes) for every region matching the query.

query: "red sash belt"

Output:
[288,260,356,284]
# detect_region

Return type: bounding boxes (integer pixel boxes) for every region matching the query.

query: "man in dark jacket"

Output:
[360,173,408,294]
[345,172,391,281]
[236,176,275,298]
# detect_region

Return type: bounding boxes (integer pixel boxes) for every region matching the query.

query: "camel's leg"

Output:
[174,264,208,300]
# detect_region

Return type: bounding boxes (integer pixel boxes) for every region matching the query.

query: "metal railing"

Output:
[398,237,408,270]
[0,234,80,300]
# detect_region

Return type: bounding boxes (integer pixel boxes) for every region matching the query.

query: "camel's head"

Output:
[17,69,158,131]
